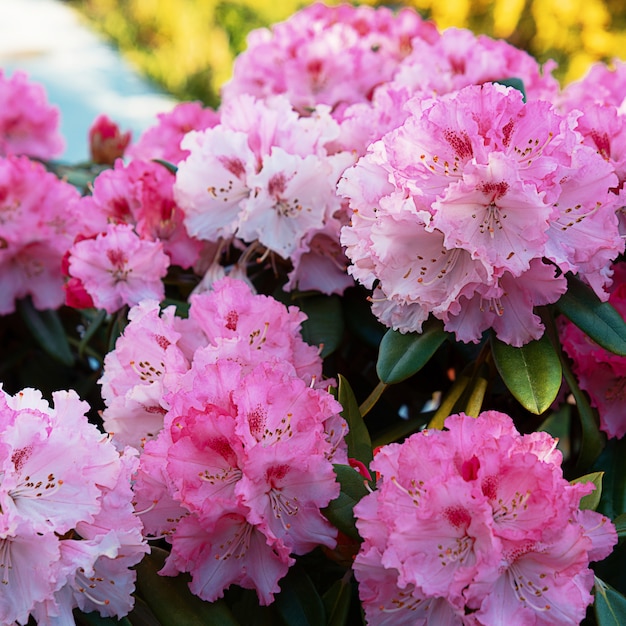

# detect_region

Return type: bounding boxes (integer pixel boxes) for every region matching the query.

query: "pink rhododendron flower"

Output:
[340,83,623,345]
[132,355,345,605]
[127,101,220,165]
[0,155,82,314]
[0,70,64,159]
[353,411,617,625]
[67,222,169,313]
[0,386,147,625]
[174,94,355,293]
[88,114,131,165]
[560,261,626,438]
[74,158,204,269]
[99,277,332,449]
[222,3,438,116]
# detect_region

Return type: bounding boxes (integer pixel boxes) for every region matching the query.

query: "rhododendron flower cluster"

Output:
[221,3,438,117]
[174,93,355,294]
[340,82,624,346]
[0,69,64,159]
[65,158,204,312]
[561,261,626,439]
[353,411,617,625]
[0,385,147,625]
[99,277,347,603]
[0,155,82,314]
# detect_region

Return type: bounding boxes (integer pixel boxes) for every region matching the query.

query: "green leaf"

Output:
[562,354,604,470]
[323,464,369,541]
[78,308,108,358]
[338,375,373,468]
[17,298,74,367]
[591,438,626,519]
[594,576,626,626]
[152,158,178,175]
[298,294,345,358]
[323,573,353,626]
[274,565,326,626]
[491,334,561,414]
[557,274,626,356]
[376,320,448,384]
[613,512,626,539]
[135,547,240,626]
[493,77,527,101]
[571,471,604,510]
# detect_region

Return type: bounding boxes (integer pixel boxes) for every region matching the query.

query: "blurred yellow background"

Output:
[67,0,626,107]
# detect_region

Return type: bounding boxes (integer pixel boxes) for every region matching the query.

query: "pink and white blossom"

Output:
[340,83,624,345]
[0,386,147,625]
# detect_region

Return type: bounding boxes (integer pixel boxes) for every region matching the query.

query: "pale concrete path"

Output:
[0,0,178,162]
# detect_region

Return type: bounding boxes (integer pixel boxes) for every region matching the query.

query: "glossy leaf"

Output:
[494,77,527,101]
[17,297,74,367]
[557,274,626,356]
[323,464,369,541]
[298,294,345,358]
[571,471,604,511]
[135,547,239,626]
[376,320,448,384]
[491,334,561,414]
[595,576,626,626]
[274,565,326,626]
[562,355,604,471]
[338,375,373,467]
[323,573,353,626]
[592,438,626,520]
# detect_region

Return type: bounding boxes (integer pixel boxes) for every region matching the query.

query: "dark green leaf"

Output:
[571,472,604,511]
[78,308,108,358]
[338,375,373,468]
[562,355,604,470]
[493,77,527,101]
[557,274,626,356]
[592,438,626,519]
[135,547,239,626]
[152,158,178,175]
[323,573,353,626]
[298,294,345,358]
[594,576,626,626]
[376,320,448,384]
[323,464,370,541]
[274,565,325,626]
[17,298,74,366]
[491,334,561,414]
[613,512,626,539]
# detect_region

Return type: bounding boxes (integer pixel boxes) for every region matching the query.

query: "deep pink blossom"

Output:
[353,411,617,625]
[0,155,82,314]
[0,70,64,159]
[74,158,204,269]
[88,114,131,165]
[130,331,346,605]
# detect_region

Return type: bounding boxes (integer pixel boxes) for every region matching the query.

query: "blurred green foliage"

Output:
[68,0,626,106]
